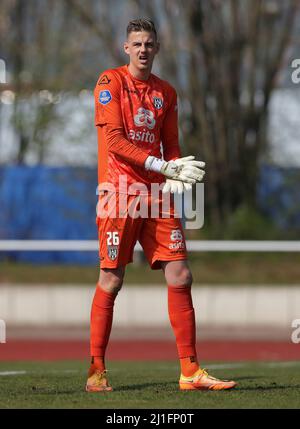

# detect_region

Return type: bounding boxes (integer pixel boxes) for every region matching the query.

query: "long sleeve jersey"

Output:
[94,65,181,194]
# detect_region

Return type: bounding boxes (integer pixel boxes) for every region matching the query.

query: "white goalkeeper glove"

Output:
[145,155,205,184]
[162,179,192,194]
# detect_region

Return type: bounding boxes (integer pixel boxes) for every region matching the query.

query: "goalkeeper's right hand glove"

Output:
[162,179,192,194]
[145,155,205,184]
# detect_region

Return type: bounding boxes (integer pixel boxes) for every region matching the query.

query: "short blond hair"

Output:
[126,19,158,41]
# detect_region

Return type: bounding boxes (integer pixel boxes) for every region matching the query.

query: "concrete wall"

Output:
[1,284,299,330]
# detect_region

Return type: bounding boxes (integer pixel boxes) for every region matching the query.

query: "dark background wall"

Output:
[0,166,98,264]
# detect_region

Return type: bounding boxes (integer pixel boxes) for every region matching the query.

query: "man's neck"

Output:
[127,64,151,81]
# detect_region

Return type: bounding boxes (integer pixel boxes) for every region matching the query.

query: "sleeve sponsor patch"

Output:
[98,74,111,85]
[99,90,112,105]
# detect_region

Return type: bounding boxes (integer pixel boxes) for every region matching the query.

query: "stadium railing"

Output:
[0,240,300,251]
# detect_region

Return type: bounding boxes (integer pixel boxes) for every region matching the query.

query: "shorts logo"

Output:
[170,229,183,241]
[99,90,112,105]
[98,74,111,85]
[153,97,163,110]
[169,229,185,251]
[108,246,118,261]
[134,107,156,129]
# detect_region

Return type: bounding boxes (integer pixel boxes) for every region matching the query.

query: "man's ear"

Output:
[155,41,160,54]
[124,41,130,55]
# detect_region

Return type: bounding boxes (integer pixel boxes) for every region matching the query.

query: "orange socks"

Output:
[90,284,117,369]
[88,356,105,376]
[90,283,199,377]
[168,285,199,377]
[180,356,200,377]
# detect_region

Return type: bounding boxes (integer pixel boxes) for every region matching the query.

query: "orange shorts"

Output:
[96,191,187,269]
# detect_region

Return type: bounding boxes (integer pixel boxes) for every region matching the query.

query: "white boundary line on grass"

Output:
[0,371,27,376]
[0,369,78,376]
[140,361,300,372]
[0,361,299,377]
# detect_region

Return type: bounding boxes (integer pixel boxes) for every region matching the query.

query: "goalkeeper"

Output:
[87,18,236,392]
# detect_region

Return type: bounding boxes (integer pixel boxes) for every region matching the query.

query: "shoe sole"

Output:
[85,385,113,392]
[179,382,237,391]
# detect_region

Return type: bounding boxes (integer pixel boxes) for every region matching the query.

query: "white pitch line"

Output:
[0,371,27,376]
[209,361,300,369]
[260,361,300,368]
[208,363,247,370]
[150,361,300,371]
[0,369,78,377]
[1,361,299,377]
[48,369,79,374]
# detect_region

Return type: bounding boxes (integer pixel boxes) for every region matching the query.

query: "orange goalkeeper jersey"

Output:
[94,65,181,194]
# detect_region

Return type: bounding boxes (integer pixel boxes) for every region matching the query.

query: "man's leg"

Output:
[162,260,237,391]
[162,260,200,377]
[86,266,125,392]
[87,193,142,391]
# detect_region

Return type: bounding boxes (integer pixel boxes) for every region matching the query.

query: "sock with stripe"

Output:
[89,284,117,374]
[168,284,200,377]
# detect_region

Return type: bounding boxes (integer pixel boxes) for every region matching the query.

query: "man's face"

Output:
[124,31,159,73]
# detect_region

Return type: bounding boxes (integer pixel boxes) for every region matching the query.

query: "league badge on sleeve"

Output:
[99,90,112,105]
[153,96,163,110]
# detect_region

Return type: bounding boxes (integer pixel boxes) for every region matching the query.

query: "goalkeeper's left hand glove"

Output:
[145,155,205,184]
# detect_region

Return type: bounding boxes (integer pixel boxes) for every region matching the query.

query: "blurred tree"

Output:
[0,0,70,163]
[183,0,298,226]
[0,0,101,163]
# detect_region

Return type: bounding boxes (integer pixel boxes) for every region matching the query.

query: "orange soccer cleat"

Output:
[179,368,237,391]
[85,369,113,392]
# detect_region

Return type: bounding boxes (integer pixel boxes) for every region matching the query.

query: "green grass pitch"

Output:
[0,360,300,409]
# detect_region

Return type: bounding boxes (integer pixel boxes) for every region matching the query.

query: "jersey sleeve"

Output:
[94,71,149,167]
[161,86,181,161]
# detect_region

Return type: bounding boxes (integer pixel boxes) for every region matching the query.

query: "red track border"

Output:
[0,340,299,361]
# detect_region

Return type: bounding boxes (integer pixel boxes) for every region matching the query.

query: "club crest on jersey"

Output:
[153,96,163,110]
[99,90,112,105]
[108,245,118,261]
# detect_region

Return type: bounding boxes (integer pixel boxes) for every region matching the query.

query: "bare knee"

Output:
[163,261,193,287]
[174,268,193,287]
[98,267,125,294]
